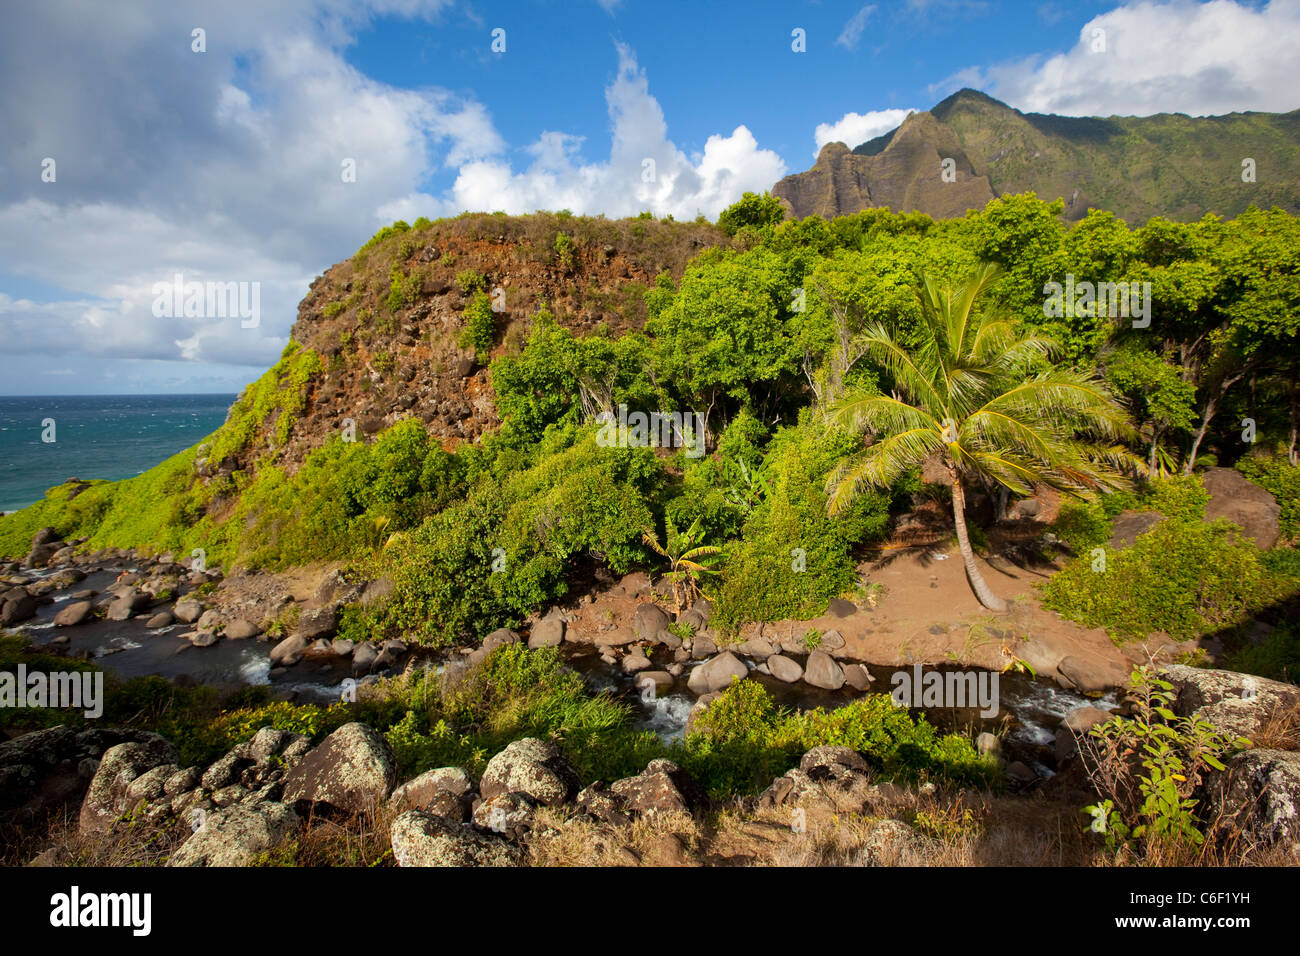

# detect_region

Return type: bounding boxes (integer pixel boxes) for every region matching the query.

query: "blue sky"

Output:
[0,0,1295,394]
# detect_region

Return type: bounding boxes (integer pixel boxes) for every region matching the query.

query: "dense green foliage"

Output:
[1040,519,1297,642]
[3,196,1298,650]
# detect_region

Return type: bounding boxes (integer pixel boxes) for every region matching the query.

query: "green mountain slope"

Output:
[774,89,1300,223]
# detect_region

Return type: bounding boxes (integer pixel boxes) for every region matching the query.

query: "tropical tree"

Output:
[825,263,1140,611]
[642,517,724,615]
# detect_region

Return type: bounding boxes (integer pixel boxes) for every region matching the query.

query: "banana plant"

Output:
[642,516,724,615]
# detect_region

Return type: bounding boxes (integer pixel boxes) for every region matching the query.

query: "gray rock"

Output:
[224,618,260,640]
[281,723,397,815]
[79,735,180,834]
[168,802,299,867]
[1202,466,1280,549]
[804,650,846,690]
[389,810,524,867]
[1208,748,1300,853]
[479,738,578,806]
[686,652,748,695]
[1162,665,1300,740]
[173,599,203,623]
[633,603,670,642]
[269,634,308,666]
[53,600,94,627]
[767,654,804,683]
[528,616,565,648]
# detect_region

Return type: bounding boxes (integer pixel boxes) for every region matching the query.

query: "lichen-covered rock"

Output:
[78,734,180,833]
[390,810,525,867]
[472,791,536,838]
[610,759,705,816]
[1162,665,1300,740]
[389,767,476,818]
[479,738,578,806]
[0,726,161,825]
[281,722,396,815]
[168,802,299,867]
[1209,748,1300,855]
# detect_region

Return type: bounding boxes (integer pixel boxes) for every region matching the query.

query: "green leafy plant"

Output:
[642,516,724,615]
[1081,666,1249,853]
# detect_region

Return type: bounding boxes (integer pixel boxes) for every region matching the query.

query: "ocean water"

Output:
[0,395,235,513]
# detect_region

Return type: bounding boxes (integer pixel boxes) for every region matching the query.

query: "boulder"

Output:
[389,810,524,867]
[621,653,652,674]
[528,616,564,648]
[479,738,578,806]
[0,726,162,824]
[767,654,804,684]
[804,650,846,690]
[482,628,522,652]
[686,651,748,695]
[472,791,536,837]
[145,610,174,629]
[842,662,873,691]
[593,627,639,647]
[1202,466,1280,549]
[280,723,397,815]
[1108,510,1163,549]
[633,602,671,642]
[269,634,308,666]
[224,618,260,640]
[1208,748,1300,854]
[1,593,38,625]
[389,767,476,818]
[1057,654,1130,693]
[79,735,180,833]
[53,600,93,627]
[173,599,203,624]
[1161,665,1300,740]
[168,802,299,867]
[610,758,706,816]
[296,606,338,642]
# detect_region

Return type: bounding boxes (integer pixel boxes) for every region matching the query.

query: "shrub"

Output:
[1051,498,1112,552]
[458,290,495,360]
[1040,519,1284,642]
[1236,455,1300,543]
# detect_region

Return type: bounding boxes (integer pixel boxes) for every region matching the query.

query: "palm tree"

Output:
[825,263,1140,612]
[642,517,724,615]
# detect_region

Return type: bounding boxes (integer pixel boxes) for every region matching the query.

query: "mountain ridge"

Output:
[774,89,1300,223]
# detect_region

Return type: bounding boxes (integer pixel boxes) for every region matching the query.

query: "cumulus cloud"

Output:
[374,44,786,222]
[937,0,1300,116]
[0,4,783,391]
[813,109,916,156]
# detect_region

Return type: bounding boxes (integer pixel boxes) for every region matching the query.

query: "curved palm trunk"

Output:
[950,477,1007,612]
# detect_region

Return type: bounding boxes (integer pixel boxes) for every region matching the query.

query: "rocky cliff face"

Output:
[227,213,730,475]
[774,89,1300,224]
[773,111,994,220]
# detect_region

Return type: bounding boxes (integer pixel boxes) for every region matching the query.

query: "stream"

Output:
[14,560,1116,776]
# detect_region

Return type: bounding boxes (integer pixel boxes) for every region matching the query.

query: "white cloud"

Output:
[939,0,1300,116]
[439,44,787,220]
[837,5,878,50]
[813,109,916,156]
[0,5,784,391]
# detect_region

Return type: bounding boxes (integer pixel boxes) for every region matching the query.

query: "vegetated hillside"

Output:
[773,89,1300,223]
[248,212,731,475]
